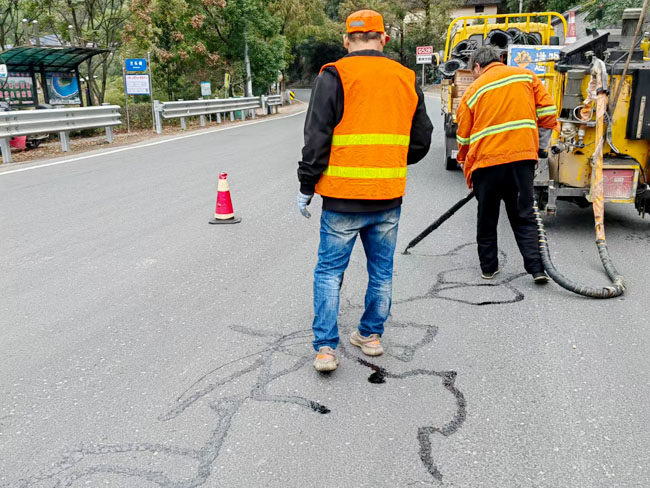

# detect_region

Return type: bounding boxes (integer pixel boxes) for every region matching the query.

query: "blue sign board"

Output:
[507,45,562,75]
[125,58,147,72]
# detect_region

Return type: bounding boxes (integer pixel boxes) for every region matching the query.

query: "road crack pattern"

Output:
[10,242,525,487]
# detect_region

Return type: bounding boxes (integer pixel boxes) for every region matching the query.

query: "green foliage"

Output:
[503,0,646,30]
[21,0,128,103]
[4,0,459,99]
[584,0,645,26]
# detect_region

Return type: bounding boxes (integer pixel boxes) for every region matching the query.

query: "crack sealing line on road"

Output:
[395,242,527,306]
[11,242,496,487]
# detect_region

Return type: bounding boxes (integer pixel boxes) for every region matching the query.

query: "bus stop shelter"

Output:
[0,46,109,108]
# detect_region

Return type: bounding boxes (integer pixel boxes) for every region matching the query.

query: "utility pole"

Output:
[519,0,523,13]
[244,37,253,97]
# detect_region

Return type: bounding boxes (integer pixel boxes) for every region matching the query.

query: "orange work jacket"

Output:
[315,56,419,200]
[456,62,558,188]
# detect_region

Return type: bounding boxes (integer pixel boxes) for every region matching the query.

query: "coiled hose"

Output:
[533,201,626,298]
[403,193,626,298]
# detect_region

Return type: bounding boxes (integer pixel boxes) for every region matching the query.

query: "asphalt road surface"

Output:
[1,94,649,488]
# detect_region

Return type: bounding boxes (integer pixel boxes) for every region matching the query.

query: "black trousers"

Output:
[472,160,543,275]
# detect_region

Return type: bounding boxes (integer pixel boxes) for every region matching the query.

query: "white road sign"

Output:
[125,74,151,95]
[417,54,433,64]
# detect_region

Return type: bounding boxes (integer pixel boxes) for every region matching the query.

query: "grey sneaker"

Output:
[533,272,549,284]
[314,346,339,372]
[350,330,384,356]
[481,269,501,280]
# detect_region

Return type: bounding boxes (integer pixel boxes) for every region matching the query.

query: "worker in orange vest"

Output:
[456,46,558,283]
[297,9,433,372]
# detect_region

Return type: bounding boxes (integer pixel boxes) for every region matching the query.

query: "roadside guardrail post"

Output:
[177,100,187,130]
[216,112,221,124]
[59,131,70,152]
[102,103,114,143]
[154,100,162,134]
[0,138,12,164]
[261,96,266,115]
[230,111,235,122]
[200,115,206,127]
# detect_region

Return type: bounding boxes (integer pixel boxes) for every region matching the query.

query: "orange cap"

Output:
[346,10,390,42]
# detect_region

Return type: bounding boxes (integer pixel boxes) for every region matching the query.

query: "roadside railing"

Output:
[264,95,283,114]
[0,104,122,164]
[154,95,283,134]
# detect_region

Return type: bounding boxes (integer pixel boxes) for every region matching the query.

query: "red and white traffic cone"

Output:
[565,10,577,44]
[209,173,242,224]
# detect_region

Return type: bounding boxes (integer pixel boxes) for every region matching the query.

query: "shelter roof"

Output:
[0,46,109,73]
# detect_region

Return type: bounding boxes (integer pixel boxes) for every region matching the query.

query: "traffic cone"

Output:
[565,10,577,44]
[209,173,242,224]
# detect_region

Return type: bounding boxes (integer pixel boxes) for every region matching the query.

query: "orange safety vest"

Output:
[455,62,558,188]
[315,56,418,200]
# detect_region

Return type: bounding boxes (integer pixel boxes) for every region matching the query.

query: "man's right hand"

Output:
[297,192,313,219]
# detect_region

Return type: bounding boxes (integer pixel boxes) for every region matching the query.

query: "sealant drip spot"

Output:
[368,371,386,384]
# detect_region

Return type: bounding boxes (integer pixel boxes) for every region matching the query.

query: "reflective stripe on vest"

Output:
[536,105,557,117]
[322,165,408,179]
[467,74,533,109]
[315,56,418,200]
[332,133,410,146]
[469,118,537,144]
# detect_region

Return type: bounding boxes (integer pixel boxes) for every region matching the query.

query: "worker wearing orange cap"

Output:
[297,9,433,372]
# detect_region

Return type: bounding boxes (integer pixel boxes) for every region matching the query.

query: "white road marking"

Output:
[0,110,307,177]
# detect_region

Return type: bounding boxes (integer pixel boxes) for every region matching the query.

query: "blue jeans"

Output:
[312,207,401,351]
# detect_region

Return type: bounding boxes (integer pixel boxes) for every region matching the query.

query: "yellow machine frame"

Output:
[443,12,568,62]
[551,73,649,203]
[442,12,567,120]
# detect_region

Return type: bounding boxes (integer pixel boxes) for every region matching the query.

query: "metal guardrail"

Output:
[0,104,122,164]
[265,95,282,111]
[154,95,283,134]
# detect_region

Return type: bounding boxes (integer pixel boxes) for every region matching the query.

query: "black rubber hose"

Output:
[402,192,475,254]
[534,202,626,298]
[402,193,626,298]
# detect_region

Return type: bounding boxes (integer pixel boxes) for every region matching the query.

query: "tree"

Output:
[22,0,128,103]
[124,0,287,99]
[0,0,27,50]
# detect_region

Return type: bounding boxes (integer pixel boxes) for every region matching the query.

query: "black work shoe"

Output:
[481,269,500,280]
[533,272,549,284]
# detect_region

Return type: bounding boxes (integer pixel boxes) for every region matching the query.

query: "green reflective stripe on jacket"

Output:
[536,105,557,117]
[457,134,470,145]
[322,165,407,179]
[469,119,537,144]
[331,133,410,146]
[467,74,534,109]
